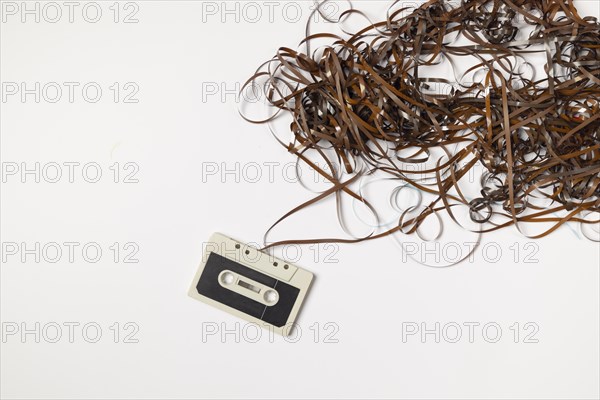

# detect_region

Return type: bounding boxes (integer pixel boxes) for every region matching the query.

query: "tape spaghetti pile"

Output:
[240,0,600,251]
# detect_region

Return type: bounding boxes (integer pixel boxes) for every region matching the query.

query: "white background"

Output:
[1,1,599,399]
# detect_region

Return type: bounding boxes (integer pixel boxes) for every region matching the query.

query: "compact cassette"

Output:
[188,233,314,336]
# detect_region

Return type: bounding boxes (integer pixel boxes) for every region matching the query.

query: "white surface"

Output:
[1,1,599,399]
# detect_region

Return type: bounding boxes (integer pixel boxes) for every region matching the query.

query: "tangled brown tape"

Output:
[240,0,600,251]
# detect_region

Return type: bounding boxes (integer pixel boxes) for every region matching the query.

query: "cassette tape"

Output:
[188,233,314,336]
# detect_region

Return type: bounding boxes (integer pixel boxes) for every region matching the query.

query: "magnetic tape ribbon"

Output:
[238,0,600,250]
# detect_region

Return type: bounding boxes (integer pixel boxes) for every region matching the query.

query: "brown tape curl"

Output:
[240,0,600,250]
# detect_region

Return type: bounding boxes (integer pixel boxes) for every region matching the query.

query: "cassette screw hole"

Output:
[273,262,278,267]
[284,264,289,270]
[220,272,235,285]
[264,289,278,305]
[235,244,240,249]
[245,249,250,255]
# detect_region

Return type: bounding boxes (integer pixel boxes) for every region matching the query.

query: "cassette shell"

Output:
[188,233,314,336]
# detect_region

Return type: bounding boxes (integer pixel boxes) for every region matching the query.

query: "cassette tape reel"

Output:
[188,233,314,336]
